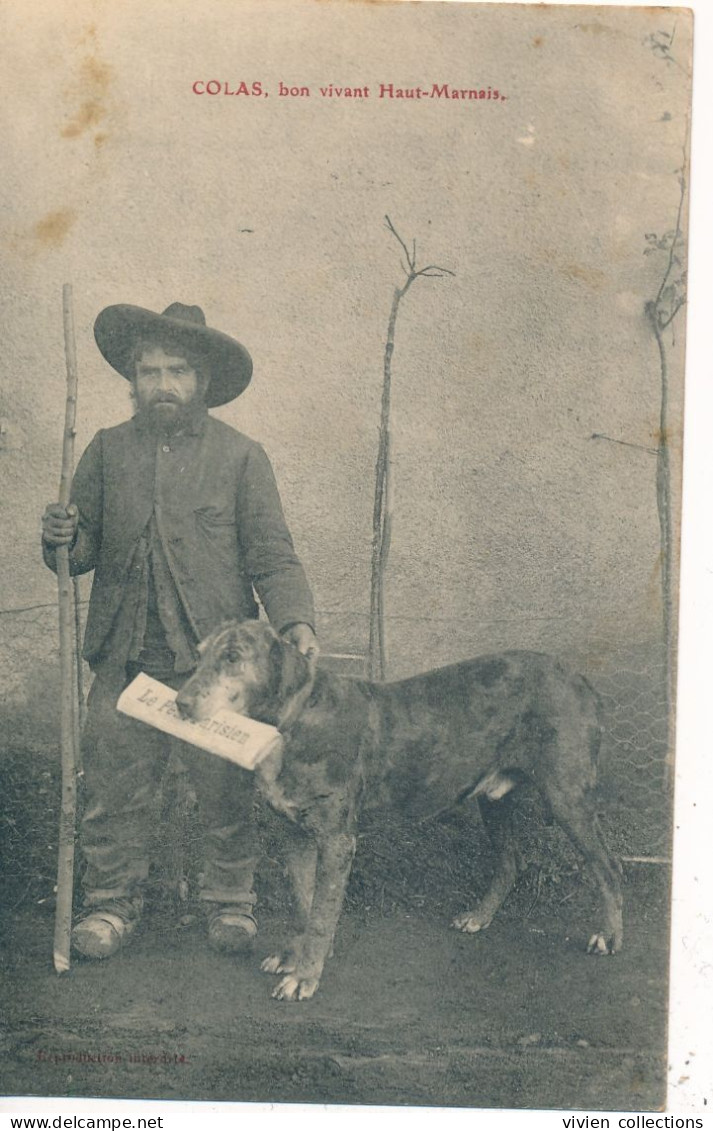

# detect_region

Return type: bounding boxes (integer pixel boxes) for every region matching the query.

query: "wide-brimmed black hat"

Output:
[94,302,253,407]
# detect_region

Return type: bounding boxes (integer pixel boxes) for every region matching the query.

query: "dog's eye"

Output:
[223,648,242,665]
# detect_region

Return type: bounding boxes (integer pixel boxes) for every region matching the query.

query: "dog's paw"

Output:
[586,932,619,956]
[452,909,493,934]
[260,953,296,975]
[271,973,320,1001]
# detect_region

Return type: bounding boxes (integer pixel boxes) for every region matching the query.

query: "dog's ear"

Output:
[273,636,313,704]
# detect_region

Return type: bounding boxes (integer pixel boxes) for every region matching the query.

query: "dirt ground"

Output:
[0,864,669,1112]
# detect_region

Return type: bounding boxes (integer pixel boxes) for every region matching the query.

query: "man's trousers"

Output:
[79,670,258,911]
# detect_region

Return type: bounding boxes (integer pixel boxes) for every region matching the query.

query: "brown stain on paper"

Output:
[61,54,114,141]
[80,23,99,47]
[562,262,607,290]
[33,209,77,249]
[576,21,615,37]
[539,246,607,292]
[24,28,114,252]
[645,550,664,614]
[655,425,678,452]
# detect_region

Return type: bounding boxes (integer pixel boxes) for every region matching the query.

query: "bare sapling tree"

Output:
[639,19,690,741]
[368,216,454,680]
[644,159,687,715]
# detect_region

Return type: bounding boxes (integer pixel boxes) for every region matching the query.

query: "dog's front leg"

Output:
[272,830,356,1002]
[261,828,317,976]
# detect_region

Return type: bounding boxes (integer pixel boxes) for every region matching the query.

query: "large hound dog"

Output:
[176,621,622,1002]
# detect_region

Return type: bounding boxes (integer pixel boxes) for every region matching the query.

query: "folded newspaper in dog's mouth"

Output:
[116,673,280,770]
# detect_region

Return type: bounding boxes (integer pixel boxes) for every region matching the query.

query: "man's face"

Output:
[133,345,206,432]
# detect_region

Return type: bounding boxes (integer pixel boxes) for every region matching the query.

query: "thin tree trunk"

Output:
[369,285,403,679]
[368,218,454,680]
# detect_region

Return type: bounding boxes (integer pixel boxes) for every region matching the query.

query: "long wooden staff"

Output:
[53,283,80,973]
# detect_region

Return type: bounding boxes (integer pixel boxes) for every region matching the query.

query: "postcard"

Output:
[0,0,696,1118]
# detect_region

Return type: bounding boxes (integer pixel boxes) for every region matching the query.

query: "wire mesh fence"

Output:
[592,639,671,862]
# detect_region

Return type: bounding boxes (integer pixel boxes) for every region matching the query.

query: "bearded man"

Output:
[41,302,317,960]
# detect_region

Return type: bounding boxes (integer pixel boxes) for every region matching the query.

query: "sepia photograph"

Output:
[0,0,704,1120]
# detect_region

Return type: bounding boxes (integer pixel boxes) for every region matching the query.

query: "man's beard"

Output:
[134,395,204,435]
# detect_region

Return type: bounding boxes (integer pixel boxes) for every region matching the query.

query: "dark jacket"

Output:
[43,411,315,670]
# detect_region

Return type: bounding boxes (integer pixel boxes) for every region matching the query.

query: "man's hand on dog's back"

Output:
[282,622,319,662]
[42,502,79,548]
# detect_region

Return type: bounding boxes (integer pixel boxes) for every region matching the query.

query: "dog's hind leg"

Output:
[545,783,623,954]
[452,791,521,935]
[537,684,623,954]
[261,828,317,976]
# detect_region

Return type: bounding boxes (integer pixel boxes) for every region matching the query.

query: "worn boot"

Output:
[71,896,143,959]
[206,905,258,954]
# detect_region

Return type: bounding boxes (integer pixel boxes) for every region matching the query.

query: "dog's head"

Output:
[176,620,315,729]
